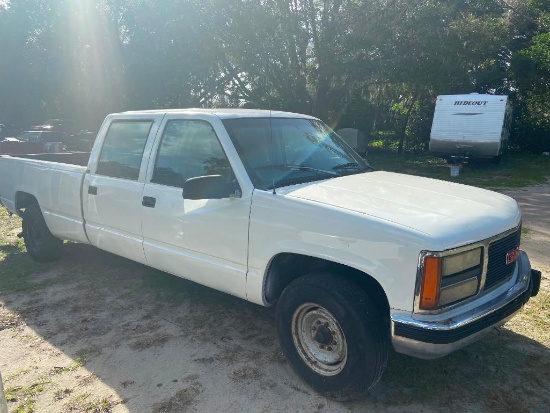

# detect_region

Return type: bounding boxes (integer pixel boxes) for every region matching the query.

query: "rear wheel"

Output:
[23,203,63,262]
[276,273,388,401]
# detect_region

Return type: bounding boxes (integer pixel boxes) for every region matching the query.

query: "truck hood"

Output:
[279,171,521,249]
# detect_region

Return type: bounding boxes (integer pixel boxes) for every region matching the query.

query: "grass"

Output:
[53,388,72,401]
[5,368,33,382]
[128,334,172,351]
[367,151,550,189]
[522,226,533,240]
[151,381,202,413]
[0,308,21,330]
[0,208,63,295]
[74,347,101,366]
[5,376,51,413]
[30,354,103,410]
[49,347,99,375]
[506,288,550,344]
[63,392,114,413]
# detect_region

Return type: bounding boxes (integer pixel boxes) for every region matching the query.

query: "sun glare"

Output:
[64,1,126,115]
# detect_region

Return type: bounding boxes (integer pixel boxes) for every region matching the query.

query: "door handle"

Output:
[88,185,97,195]
[142,196,156,208]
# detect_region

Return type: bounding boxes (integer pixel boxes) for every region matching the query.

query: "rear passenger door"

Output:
[83,115,162,263]
[140,115,250,299]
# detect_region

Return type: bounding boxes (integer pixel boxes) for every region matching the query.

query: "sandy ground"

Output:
[0,182,549,413]
[503,184,550,290]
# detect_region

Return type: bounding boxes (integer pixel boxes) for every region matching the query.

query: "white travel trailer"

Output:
[429,94,512,162]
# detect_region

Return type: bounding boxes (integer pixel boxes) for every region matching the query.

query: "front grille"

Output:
[485,229,521,290]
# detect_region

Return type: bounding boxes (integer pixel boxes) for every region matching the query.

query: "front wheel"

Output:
[23,203,63,262]
[276,273,388,401]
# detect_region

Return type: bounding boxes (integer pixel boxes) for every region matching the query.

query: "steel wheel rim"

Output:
[291,303,347,376]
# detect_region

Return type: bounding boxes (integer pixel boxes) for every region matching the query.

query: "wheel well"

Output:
[264,253,390,323]
[15,192,38,215]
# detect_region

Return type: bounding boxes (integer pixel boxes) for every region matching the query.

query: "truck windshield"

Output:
[223,118,371,190]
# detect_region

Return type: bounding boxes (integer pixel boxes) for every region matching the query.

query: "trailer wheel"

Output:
[276,273,388,401]
[23,203,63,262]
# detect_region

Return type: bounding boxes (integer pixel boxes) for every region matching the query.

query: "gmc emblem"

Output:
[506,248,520,265]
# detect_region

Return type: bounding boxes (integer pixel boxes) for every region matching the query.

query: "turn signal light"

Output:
[420,257,441,310]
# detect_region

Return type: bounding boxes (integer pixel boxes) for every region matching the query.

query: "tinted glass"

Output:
[223,118,370,189]
[152,119,232,188]
[96,121,152,180]
[19,131,42,142]
[41,132,68,143]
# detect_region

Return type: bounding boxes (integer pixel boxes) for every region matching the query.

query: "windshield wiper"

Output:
[332,162,374,172]
[267,174,337,190]
[287,164,341,177]
[257,164,341,192]
[256,164,341,177]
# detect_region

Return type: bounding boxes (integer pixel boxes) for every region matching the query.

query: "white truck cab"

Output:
[0,109,541,400]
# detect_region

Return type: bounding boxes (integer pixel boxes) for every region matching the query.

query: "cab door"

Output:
[83,115,162,263]
[140,116,250,299]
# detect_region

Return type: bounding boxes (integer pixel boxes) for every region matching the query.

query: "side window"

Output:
[96,121,152,180]
[152,119,233,188]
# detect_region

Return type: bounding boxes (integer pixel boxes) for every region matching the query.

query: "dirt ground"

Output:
[0,183,549,413]
[502,184,550,291]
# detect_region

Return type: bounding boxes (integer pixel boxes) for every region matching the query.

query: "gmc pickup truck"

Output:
[0,109,541,400]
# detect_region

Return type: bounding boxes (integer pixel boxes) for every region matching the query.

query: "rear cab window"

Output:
[96,121,153,180]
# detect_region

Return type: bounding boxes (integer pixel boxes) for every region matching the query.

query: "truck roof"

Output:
[117,108,318,120]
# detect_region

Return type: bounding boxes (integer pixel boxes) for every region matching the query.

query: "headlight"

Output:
[442,248,482,277]
[419,247,483,310]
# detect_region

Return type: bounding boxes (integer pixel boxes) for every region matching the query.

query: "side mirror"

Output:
[182,175,240,200]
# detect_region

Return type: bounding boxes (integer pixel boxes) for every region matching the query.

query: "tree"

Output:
[0,0,547,154]
[511,32,550,152]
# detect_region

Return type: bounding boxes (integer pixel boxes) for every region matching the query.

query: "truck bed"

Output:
[0,153,90,243]
[6,151,91,166]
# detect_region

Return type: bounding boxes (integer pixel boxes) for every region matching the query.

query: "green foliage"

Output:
[511,32,550,152]
[0,0,547,152]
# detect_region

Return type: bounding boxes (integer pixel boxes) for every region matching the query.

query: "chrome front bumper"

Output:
[391,251,539,359]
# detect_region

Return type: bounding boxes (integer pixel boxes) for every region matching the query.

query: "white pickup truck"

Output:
[0,109,541,400]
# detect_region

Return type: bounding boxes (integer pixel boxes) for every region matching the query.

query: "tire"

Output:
[276,273,388,401]
[23,203,63,262]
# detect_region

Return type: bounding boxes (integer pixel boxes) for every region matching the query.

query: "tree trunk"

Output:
[397,89,419,155]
